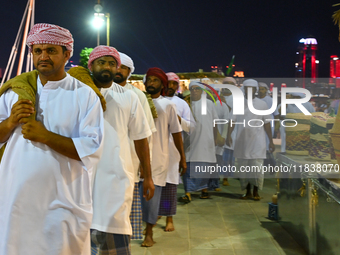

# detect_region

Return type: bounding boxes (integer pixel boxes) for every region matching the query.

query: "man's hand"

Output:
[269,142,275,153]
[143,177,155,201]
[179,159,187,176]
[20,118,49,143]
[8,100,34,129]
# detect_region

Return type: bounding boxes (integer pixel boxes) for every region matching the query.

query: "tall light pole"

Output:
[93,2,110,46]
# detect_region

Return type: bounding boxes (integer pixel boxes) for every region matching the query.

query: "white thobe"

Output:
[124,83,156,183]
[233,97,270,190]
[185,98,218,163]
[214,101,230,156]
[233,97,271,159]
[165,96,196,184]
[151,96,182,187]
[91,83,152,235]
[0,74,104,255]
[223,95,236,150]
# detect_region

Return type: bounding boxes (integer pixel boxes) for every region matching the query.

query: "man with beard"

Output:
[141,68,186,247]
[113,52,156,240]
[88,46,155,255]
[227,79,275,201]
[179,81,218,203]
[0,23,104,255]
[156,72,195,232]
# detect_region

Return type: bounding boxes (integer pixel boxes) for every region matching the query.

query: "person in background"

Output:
[113,52,157,241]
[227,79,275,201]
[141,67,186,247]
[157,72,195,232]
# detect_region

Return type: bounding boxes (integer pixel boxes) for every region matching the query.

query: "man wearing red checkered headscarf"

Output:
[0,23,104,255]
[88,46,155,254]
[155,72,195,232]
[140,68,186,247]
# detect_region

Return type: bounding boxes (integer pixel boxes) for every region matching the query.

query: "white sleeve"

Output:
[0,90,18,148]
[72,92,104,171]
[128,93,152,141]
[180,101,196,134]
[168,104,182,134]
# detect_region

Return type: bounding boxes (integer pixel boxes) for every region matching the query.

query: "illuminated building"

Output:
[295,38,319,87]
[329,55,340,88]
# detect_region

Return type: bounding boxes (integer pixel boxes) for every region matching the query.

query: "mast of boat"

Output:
[0,0,35,87]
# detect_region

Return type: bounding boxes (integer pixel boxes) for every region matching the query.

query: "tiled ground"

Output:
[131,178,307,255]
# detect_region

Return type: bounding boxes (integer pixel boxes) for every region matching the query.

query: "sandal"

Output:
[178,195,191,203]
[240,194,253,200]
[253,196,261,201]
[200,192,209,199]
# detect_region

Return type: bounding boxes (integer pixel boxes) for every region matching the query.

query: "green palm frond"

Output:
[332,5,340,41]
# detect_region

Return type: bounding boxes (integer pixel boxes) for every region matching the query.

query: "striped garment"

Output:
[158,183,177,216]
[91,230,131,255]
[129,183,143,240]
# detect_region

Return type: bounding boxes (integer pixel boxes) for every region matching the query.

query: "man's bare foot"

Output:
[142,223,156,247]
[164,216,175,232]
[141,235,155,247]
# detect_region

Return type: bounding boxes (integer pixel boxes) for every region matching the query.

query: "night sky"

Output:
[1,0,340,78]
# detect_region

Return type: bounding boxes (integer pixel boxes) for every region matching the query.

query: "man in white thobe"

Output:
[87,46,154,255]
[227,79,275,200]
[113,52,156,240]
[141,67,186,247]
[157,72,195,231]
[179,81,219,203]
[0,23,104,255]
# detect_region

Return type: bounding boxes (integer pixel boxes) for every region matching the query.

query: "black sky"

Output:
[1,0,340,78]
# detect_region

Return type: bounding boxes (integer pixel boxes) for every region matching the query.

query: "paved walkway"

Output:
[131,178,307,255]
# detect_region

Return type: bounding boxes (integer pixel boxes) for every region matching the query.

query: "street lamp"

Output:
[93,3,110,46]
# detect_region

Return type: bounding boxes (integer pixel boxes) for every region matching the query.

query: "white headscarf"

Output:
[242,79,259,93]
[222,77,237,85]
[189,81,205,89]
[119,52,135,78]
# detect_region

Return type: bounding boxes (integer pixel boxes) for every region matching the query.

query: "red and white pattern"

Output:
[27,23,74,57]
[166,72,180,84]
[88,46,121,69]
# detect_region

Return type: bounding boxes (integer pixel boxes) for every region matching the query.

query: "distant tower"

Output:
[295,38,319,87]
[330,55,340,88]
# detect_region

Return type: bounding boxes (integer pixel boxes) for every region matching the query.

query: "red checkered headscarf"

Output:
[145,67,168,96]
[27,23,74,57]
[88,46,121,70]
[166,72,180,85]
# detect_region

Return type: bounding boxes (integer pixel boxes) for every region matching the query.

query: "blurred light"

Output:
[232,64,235,67]
[93,13,104,29]
[299,38,305,43]
[334,57,339,61]
[315,60,319,64]
[296,52,299,54]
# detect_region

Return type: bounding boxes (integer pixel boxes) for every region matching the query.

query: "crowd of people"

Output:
[0,22,321,255]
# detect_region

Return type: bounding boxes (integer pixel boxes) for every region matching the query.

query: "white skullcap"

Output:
[258,82,269,89]
[291,92,306,98]
[222,77,237,85]
[242,79,259,92]
[189,81,205,89]
[119,52,135,78]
